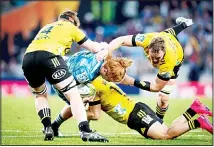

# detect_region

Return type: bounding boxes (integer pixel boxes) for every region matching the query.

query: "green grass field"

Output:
[1,95,213,145]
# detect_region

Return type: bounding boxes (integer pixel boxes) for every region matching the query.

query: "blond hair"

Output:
[103,54,133,82]
[58,10,80,27]
[148,37,165,53]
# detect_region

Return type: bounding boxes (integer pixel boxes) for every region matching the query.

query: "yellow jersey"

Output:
[91,76,136,124]
[132,32,184,80]
[25,20,87,56]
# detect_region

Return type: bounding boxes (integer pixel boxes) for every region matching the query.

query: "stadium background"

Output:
[1,0,213,145]
[1,0,212,99]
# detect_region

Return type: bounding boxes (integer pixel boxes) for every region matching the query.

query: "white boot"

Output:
[176,17,194,27]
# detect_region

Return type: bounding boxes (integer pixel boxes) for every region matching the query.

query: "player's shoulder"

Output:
[92,76,106,85]
[92,76,110,89]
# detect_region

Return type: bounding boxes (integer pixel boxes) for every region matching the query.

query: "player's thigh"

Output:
[22,52,46,95]
[40,52,75,89]
[127,102,164,138]
[147,122,169,140]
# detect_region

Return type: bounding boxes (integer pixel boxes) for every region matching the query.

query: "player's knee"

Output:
[147,122,169,140]
[55,76,77,94]
[30,83,48,97]
[90,112,100,120]
[158,93,169,106]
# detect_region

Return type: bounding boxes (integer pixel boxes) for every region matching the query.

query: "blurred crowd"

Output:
[1,0,213,82]
[1,0,28,13]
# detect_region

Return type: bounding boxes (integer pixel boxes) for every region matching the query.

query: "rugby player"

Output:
[22,10,109,142]
[63,50,132,84]
[52,76,213,139]
[107,17,194,120]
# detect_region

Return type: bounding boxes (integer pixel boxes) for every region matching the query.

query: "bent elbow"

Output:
[151,87,162,92]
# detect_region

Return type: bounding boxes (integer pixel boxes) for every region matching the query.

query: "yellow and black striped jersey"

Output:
[132,31,184,80]
[26,20,87,56]
[91,76,136,124]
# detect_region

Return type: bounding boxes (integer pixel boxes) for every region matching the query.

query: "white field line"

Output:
[1,130,208,138]
[1,129,201,133]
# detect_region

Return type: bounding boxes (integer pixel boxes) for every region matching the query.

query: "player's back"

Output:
[92,76,136,124]
[65,51,104,83]
[26,20,85,56]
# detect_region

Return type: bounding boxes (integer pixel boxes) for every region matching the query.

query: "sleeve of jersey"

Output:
[157,64,174,81]
[132,33,148,48]
[73,26,88,45]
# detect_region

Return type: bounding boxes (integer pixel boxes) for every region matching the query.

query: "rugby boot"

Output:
[44,126,54,141]
[197,115,213,134]
[51,125,64,137]
[190,99,212,116]
[80,131,109,142]
[176,17,194,27]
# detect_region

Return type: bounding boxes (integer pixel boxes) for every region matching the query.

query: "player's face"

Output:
[148,50,164,67]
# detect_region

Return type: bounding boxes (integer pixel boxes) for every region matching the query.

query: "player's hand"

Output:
[95,42,109,61]
[96,49,109,61]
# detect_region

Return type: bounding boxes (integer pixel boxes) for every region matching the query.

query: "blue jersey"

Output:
[65,50,104,83]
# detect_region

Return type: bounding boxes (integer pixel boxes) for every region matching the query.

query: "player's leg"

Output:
[22,52,53,141]
[171,99,213,127]
[167,115,213,138]
[127,102,170,139]
[51,104,72,136]
[166,99,213,138]
[146,122,169,139]
[44,53,108,142]
[156,79,176,119]
[164,17,193,36]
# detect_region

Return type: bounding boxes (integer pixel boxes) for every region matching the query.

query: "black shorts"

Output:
[22,51,72,88]
[127,102,163,138]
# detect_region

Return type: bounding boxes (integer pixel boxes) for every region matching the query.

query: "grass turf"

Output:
[1,95,213,145]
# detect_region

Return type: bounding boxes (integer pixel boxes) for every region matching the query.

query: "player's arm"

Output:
[81,40,109,53]
[87,99,101,120]
[73,26,108,53]
[108,35,133,52]
[134,76,168,92]
[121,73,169,92]
[108,33,148,52]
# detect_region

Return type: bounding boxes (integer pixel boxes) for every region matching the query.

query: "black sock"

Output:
[164,22,187,36]
[188,119,200,130]
[52,114,66,129]
[183,108,196,121]
[156,104,168,119]
[78,121,91,132]
[38,108,51,128]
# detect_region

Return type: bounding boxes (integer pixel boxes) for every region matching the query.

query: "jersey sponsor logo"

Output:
[52,69,66,79]
[136,34,145,42]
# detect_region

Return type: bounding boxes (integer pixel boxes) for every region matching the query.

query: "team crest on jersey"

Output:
[52,69,66,79]
[159,72,171,79]
[136,34,145,42]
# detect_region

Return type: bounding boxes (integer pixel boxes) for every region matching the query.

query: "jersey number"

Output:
[41,26,54,34]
